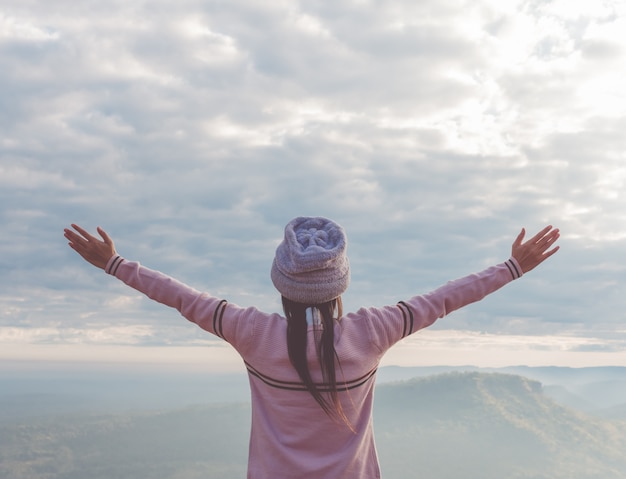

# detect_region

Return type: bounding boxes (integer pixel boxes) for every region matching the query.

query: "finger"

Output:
[64,228,86,246]
[545,245,560,257]
[513,228,526,247]
[66,237,88,256]
[537,245,560,263]
[71,224,97,242]
[97,227,113,245]
[536,229,560,249]
[528,225,554,244]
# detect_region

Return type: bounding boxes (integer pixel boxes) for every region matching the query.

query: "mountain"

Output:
[0,403,250,479]
[1,372,626,479]
[373,372,626,479]
[377,365,626,415]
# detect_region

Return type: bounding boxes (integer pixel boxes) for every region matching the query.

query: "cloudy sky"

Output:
[2,0,626,370]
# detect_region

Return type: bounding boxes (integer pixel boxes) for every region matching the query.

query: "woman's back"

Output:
[241,308,383,478]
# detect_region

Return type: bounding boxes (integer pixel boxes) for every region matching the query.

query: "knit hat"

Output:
[271,216,350,304]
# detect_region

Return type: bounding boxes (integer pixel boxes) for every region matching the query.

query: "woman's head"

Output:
[271,216,350,303]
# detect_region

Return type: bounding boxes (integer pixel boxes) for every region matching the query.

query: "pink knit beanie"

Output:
[271,217,350,304]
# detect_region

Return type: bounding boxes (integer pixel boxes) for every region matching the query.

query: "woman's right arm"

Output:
[64,224,243,341]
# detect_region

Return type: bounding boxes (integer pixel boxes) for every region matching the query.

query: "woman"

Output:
[64,217,559,478]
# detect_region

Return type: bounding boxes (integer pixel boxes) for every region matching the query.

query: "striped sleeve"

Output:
[105,255,124,275]
[504,258,522,280]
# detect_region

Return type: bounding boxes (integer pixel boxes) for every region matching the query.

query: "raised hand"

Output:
[511,225,560,273]
[64,224,117,270]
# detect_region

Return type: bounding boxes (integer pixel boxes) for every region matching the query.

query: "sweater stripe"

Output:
[245,362,377,393]
[397,301,414,337]
[398,303,408,338]
[213,300,227,339]
[509,259,521,278]
[107,255,123,275]
[505,259,521,279]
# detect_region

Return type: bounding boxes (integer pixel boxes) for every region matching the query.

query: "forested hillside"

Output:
[374,372,626,479]
[2,372,625,479]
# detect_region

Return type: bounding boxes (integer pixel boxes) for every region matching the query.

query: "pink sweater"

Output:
[105,255,522,478]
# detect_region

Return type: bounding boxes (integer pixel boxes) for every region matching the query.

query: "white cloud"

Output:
[2,0,626,365]
[0,162,76,189]
[0,13,60,41]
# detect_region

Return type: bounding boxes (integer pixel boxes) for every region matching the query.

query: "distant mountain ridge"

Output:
[377,364,626,416]
[2,371,626,479]
[374,372,626,479]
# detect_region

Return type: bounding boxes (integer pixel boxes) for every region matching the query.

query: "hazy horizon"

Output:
[3,361,626,414]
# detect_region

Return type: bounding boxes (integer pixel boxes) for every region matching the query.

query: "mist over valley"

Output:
[2,365,626,478]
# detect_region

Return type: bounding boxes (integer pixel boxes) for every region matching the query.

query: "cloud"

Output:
[2,0,626,365]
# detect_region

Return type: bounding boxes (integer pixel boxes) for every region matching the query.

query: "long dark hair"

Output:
[282,296,352,428]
